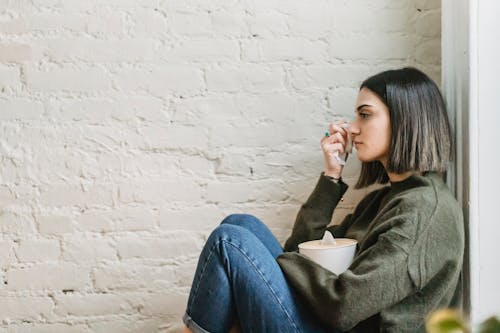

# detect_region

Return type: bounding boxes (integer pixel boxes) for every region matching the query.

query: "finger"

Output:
[322,141,345,155]
[329,123,349,138]
[321,131,345,148]
[332,132,346,146]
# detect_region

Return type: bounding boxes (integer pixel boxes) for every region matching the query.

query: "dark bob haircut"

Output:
[355,67,452,188]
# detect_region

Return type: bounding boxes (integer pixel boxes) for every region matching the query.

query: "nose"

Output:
[348,119,360,136]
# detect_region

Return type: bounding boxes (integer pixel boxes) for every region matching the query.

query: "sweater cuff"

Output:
[304,173,348,208]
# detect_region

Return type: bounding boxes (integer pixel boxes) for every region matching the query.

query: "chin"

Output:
[357,156,377,163]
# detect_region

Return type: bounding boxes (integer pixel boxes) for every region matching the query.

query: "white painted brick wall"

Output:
[0,0,441,331]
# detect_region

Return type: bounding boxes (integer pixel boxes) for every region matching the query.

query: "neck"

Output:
[381,159,418,183]
[386,170,417,183]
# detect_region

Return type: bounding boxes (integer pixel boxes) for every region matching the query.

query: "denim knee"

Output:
[221,213,264,229]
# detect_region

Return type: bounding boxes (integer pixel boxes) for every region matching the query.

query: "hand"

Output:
[321,122,350,178]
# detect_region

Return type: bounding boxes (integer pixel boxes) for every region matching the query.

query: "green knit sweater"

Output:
[277,172,464,332]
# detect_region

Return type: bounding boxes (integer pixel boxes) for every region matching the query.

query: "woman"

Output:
[183,67,464,333]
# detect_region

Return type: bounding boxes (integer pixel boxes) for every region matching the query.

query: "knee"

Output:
[221,214,263,229]
[207,223,247,246]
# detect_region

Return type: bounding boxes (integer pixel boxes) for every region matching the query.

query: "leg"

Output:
[183,223,326,333]
[221,214,283,258]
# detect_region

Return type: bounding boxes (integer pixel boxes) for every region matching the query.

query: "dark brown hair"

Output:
[355,67,452,188]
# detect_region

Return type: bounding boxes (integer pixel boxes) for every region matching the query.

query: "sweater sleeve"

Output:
[283,173,348,252]
[277,212,419,331]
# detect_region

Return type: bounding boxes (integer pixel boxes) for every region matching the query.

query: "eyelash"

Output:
[358,112,370,119]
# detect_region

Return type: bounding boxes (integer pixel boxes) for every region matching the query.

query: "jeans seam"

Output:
[187,241,219,313]
[221,238,301,333]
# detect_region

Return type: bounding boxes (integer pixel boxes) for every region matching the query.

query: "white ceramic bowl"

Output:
[298,238,357,275]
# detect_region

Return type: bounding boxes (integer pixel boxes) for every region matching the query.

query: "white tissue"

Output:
[320,230,336,246]
[333,123,352,165]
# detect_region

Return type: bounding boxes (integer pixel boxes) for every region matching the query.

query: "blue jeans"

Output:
[183,214,329,333]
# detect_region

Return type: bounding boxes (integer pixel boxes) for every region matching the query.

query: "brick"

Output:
[62,238,116,262]
[243,38,328,62]
[215,153,252,177]
[286,7,332,36]
[415,0,441,10]
[243,204,299,229]
[37,215,76,235]
[118,153,179,179]
[0,65,21,90]
[212,10,249,37]
[116,232,205,260]
[48,97,164,123]
[327,87,361,118]
[172,96,240,125]
[0,43,32,62]
[0,186,17,207]
[45,38,156,62]
[169,11,212,36]
[118,180,202,205]
[26,67,110,92]
[0,296,53,321]
[87,12,125,36]
[130,8,167,37]
[38,183,114,207]
[128,125,209,151]
[93,263,175,291]
[162,39,240,62]
[329,34,413,60]
[6,263,89,290]
[15,239,61,262]
[0,18,27,34]
[55,293,134,316]
[0,240,15,266]
[179,155,214,178]
[239,94,305,124]
[110,206,156,232]
[0,99,44,120]
[31,0,158,11]
[291,65,370,90]
[139,292,187,316]
[5,323,89,333]
[27,13,86,32]
[159,206,224,230]
[206,180,288,204]
[75,210,114,233]
[208,124,306,148]
[113,66,205,96]
[172,260,198,288]
[206,65,285,93]
[416,11,441,38]
[249,12,288,37]
[332,8,411,33]
[0,211,36,235]
[416,39,441,64]
[89,318,161,333]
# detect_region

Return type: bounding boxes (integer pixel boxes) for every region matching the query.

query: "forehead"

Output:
[355,88,386,107]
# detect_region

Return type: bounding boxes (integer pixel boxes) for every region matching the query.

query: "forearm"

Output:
[283,173,348,252]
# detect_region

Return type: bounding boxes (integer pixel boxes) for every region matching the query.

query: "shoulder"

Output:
[371,173,463,248]
[385,173,461,220]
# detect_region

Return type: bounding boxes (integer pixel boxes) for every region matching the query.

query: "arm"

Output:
[283,121,352,252]
[283,173,348,252]
[278,213,419,331]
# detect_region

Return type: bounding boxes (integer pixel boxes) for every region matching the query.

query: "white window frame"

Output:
[442,0,500,325]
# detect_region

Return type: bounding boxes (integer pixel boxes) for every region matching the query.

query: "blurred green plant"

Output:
[426,309,500,333]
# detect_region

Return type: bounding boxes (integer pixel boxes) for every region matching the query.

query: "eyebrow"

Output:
[356,104,374,112]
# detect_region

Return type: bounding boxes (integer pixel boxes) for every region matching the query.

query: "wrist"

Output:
[323,172,342,183]
[324,170,342,179]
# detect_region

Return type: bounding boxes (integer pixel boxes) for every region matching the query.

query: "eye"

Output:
[358,112,370,119]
